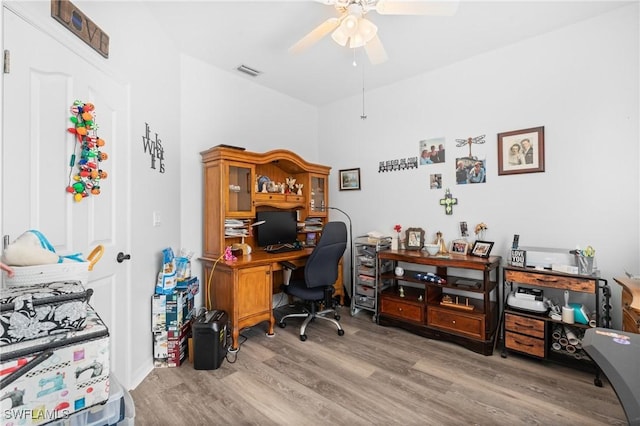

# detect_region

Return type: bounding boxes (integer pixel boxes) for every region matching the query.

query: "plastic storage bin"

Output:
[48,374,129,426]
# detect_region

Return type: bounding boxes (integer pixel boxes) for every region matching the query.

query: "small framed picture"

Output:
[339,168,361,191]
[459,221,469,237]
[470,240,494,258]
[450,239,469,255]
[405,227,425,250]
[497,126,545,175]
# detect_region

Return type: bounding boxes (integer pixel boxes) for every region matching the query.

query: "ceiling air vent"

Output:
[236,64,262,77]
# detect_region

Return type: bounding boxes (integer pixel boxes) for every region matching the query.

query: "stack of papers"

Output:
[225,219,249,237]
[303,218,323,232]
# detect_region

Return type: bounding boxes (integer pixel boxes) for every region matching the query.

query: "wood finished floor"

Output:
[131,304,627,425]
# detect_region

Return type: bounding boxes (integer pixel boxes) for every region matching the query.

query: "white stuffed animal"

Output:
[1,230,62,266]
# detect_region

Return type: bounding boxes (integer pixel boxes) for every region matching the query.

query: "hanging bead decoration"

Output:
[66,100,108,202]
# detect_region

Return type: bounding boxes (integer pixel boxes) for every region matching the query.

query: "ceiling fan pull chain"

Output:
[361,57,367,120]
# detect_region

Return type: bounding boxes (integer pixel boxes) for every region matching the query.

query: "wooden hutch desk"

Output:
[200,146,342,349]
[201,249,312,350]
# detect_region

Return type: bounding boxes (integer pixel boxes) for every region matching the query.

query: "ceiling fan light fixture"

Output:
[358,17,377,41]
[341,14,359,36]
[349,32,366,49]
[331,26,349,46]
[347,18,377,49]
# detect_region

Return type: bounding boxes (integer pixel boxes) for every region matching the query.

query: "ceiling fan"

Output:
[289,0,459,65]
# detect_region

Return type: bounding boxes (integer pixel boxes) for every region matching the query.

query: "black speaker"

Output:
[192,310,228,370]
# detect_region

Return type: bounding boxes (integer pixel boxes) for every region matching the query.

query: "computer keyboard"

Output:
[264,244,304,254]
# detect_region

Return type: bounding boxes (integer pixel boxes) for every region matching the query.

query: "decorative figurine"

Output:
[435,231,449,255]
[286,177,296,194]
[399,286,405,298]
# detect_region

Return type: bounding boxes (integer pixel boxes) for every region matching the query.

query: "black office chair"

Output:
[278,221,347,341]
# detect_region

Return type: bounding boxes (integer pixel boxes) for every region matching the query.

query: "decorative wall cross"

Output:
[439,188,458,215]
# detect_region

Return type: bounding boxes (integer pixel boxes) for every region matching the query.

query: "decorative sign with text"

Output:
[378,157,418,172]
[142,123,165,173]
[51,0,109,58]
[510,249,526,267]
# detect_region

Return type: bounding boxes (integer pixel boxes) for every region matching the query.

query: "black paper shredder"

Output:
[193,309,228,370]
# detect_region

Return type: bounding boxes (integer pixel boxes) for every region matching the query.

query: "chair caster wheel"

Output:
[338,329,345,336]
[300,334,307,342]
[278,322,286,328]
[335,314,341,321]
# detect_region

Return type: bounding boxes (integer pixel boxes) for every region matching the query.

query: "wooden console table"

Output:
[377,250,501,355]
[615,276,640,334]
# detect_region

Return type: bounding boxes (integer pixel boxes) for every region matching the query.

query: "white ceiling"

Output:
[144,1,632,106]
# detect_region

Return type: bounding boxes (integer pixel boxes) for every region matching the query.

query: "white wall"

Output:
[319,4,640,328]
[1,0,182,389]
[72,1,183,388]
[179,54,320,309]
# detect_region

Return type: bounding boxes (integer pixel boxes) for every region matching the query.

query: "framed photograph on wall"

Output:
[339,168,361,191]
[497,126,545,175]
[470,240,494,258]
[450,239,469,254]
[405,228,425,250]
[459,221,469,237]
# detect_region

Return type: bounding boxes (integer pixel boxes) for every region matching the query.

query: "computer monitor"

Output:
[255,210,298,247]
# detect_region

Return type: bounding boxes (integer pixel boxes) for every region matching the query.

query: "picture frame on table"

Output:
[405,228,425,250]
[497,126,545,175]
[470,240,494,258]
[339,168,361,191]
[450,239,469,255]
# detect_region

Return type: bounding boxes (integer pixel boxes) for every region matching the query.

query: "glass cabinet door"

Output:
[309,174,327,216]
[226,162,254,217]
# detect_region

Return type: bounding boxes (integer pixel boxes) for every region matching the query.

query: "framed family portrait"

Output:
[497,126,545,175]
[470,240,494,258]
[339,168,361,191]
[405,227,425,250]
[450,239,469,254]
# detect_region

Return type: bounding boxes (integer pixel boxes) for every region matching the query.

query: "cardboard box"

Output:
[151,295,167,332]
[166,291,187,330]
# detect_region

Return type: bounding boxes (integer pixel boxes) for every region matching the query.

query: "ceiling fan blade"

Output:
[289,17,341,54]
[365,35,388,65]
[375,0,459,16]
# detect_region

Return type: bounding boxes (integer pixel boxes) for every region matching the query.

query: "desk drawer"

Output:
[380,298,423,323]
[505,269,595,293]
[505,313,545,339]
[427,307,484,339]
[505,331,545,358]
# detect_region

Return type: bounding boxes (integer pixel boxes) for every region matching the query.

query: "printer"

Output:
[507,286,549,314]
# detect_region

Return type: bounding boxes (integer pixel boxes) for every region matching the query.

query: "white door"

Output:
[2,8,131,385]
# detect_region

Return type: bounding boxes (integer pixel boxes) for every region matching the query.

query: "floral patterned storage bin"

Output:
[0,281,93,346]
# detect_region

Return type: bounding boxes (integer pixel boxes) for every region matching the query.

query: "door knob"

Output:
[116,252,131,263]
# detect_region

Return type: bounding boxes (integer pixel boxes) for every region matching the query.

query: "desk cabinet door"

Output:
[237,265,271,320]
